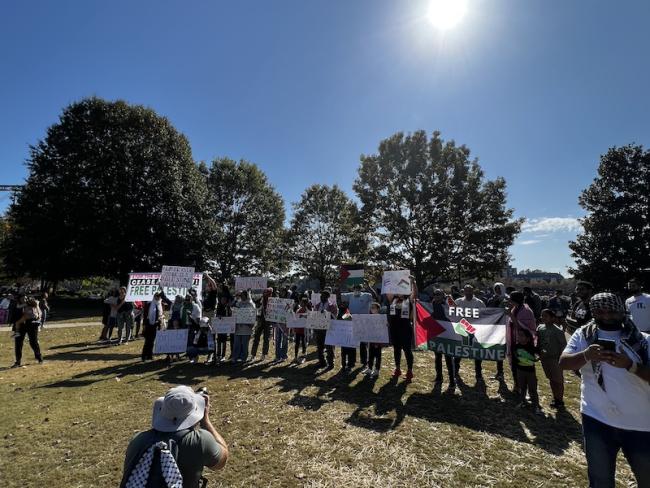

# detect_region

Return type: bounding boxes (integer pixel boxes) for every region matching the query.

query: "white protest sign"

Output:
[265,297,294,323]
[310,293,321,308]
[305,311,332,330]
[153,329,189,354]
[325,320,359,348]
[126,272,203,302]
[160,266,195,289]
[211,316,236,334]
[381,270,411,295]
[235,276,268,291]
[286,314,308,329]
[234,307,257,325]
[353,314,389,344]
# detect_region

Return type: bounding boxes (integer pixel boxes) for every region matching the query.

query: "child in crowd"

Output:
[366,302,386,378]
[537,308,567,409]
[188,317,213,364]
[292,297,309,364]
[514,327,542,415]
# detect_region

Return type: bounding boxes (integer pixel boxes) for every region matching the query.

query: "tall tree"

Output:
[205,158,285,281]
[354,130,521,288]
[289,184,368,288]
[4,97,209,285]
[569,144,650,290]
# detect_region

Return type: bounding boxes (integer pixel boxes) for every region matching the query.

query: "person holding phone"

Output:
[559,292,650,488]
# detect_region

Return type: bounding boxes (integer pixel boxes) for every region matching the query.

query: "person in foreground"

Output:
[120,385,229,488]
[559,292,650,488]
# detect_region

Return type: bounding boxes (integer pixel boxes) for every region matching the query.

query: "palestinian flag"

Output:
[415,301,507,361]
[340,264,364,287]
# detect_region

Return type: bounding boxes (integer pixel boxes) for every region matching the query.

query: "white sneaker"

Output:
[371,369,379,378]
[360,367,370,375]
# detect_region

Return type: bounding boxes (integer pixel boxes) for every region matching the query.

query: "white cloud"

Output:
[522,217,581,233]
[518,239,541,245]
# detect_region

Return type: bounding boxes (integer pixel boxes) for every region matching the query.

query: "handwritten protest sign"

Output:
[325,320,359,348]
[234,307,257,325]
[310,293,321,308]
[153,329,189,354]
[126,272,203,302]
[381,270,411,295]
[286,315,308,329]
[305,311,332,330]
[211,316,236,334]
[265,298,294,323]
[235,276,268,291]
[353,314,389,343]
[160,266,195,289]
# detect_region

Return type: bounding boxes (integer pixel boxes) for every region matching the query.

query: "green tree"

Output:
[569,144,650,290]
[4,97,209,286]
[354,130,521,288]
[205,158,285,281]
[289,184,368,288]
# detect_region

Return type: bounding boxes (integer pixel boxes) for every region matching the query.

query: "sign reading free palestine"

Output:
[125,272,203,302]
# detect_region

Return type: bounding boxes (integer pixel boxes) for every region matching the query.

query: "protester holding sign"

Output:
[116,287,135,344]
[386,276,417,383]
[233,291,256,363]
[507,291,538,390]
[215,295,233,363]
[251,288,273,362]
[292,297,310,364]
[366,302,386,378]
[455,284,486,383]
[340,282,377,373]
[141,291,171,362]
[314,291,338,370]
[431,289,460,387]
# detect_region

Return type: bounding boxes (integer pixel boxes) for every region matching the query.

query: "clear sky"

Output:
[2,0,649,275]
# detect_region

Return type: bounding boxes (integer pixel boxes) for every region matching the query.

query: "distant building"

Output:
[515,269,564,283]
[502,266,517,278]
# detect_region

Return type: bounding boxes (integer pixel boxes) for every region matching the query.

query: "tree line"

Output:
[1,97,648,292]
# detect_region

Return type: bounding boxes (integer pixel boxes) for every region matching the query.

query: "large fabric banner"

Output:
[415,302,507,361]
[125,272,203,302]
[265,298,294,323]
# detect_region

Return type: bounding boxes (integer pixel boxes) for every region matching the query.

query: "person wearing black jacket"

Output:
[431,289,460,387]
[141,291,172,361]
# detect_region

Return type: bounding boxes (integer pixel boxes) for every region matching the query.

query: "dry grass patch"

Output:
[0,326,637,487]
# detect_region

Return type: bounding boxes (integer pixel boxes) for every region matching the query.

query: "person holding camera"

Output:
[559,292,650,488]
[120,385,228,488]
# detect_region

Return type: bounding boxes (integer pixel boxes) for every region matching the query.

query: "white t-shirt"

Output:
[341,292,372,314]
[564,327,650,431]
[455,297,486,309]
[626,293,650,332]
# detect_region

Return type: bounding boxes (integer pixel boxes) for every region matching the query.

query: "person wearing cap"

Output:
[566,281,593,334]
[625,277,650,332]
[559,292,650,488]
[121,386,228,487]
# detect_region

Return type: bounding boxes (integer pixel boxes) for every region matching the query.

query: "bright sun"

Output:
[427,0,468,30]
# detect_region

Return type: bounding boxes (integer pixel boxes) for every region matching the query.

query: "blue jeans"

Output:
[233,334,250,361]
[582,414,650,488]
[275,327,288,360]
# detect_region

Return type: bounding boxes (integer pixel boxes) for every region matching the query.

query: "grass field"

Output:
[0,325,637,488]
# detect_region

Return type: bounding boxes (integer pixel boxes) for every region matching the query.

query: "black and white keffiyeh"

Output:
[589,292,625,314]
[125,441,183,488]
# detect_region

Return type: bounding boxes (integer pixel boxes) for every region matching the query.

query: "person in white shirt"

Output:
[625,277,650,332]
[559,292,650,488]
[455,284,486,383]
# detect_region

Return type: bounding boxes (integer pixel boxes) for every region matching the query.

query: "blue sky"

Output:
[2,0,649,275]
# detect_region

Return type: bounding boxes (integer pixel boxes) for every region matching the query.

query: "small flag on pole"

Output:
[340,264,364,287]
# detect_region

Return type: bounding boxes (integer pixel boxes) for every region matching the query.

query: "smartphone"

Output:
[596,339,616,351]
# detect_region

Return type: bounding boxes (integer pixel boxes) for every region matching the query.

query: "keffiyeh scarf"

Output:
[125,441,183,488]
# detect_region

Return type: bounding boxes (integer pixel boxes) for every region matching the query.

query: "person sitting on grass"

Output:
[120,385,228,488]
[514,327,543,415]
[537,308,567,409]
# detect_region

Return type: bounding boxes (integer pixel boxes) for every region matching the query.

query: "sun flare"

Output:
[427,0,468,30]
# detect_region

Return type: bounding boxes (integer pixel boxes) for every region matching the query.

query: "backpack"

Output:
[120,429,191,488]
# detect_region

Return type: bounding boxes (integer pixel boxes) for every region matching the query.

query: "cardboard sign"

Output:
[353,314,390,343]
[305,311,332,330]
[381,270,411,295]
[160,266,195,289]
[153,329,189,354]
[286,314,308,329]
[325,320,359,348]
[235,276,268,291]
[211,316,236,334]
[265,297,294,323]
[234,307,257,325]
[126,272,203,302]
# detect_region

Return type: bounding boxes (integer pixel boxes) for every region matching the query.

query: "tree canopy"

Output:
[289,184,368,288]
[354,130,522,288]
[205,158,285,280]
[569,144,650,290]
[4,97,209,285]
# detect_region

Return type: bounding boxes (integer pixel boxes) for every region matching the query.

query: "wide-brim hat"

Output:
[152,385,205,432]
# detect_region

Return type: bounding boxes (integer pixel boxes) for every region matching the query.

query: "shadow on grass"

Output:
[37,347,583,455]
